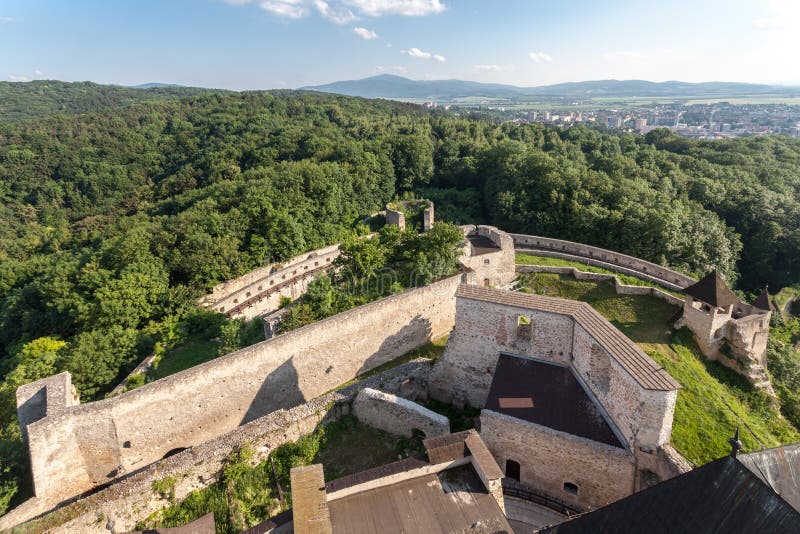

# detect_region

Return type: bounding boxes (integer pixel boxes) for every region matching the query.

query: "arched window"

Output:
[505,459,521,481]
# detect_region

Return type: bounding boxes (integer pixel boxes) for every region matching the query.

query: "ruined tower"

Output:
[677,271,773,392]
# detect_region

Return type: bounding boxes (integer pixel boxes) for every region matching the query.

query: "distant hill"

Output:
[0,80,224,122]
[130,82,182,89]
[302,74,800,101]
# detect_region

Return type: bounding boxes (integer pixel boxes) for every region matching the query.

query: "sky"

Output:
[1,0,799,90]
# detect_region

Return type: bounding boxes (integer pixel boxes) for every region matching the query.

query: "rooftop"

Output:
[485,354,623,448]
[456,284,681,391]
[327,465,512,534]
[683,270,740,309]
[539,445,800,534]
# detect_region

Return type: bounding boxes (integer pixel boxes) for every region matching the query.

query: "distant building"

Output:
[635,118,647,131]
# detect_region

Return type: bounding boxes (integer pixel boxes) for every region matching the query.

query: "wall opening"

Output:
[484,278,490,287]
[563,482,579,495]
[505,459,520,481]
[517,316,532,342]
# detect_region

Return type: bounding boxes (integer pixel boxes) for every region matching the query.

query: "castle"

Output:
[677,270,774,392]
[3,219,786,532]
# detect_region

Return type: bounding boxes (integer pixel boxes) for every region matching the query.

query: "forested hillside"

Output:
[0,80,219,122]
[1,88,800,513]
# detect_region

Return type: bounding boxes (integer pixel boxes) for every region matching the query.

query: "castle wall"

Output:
[428,296,574,408]
[204,244,340,319]
[385,207,406,230]
[570,323,676,449]
[21,274,462,503]
[3,362,432,533]
[459,225,517,288]
[352,388,450,438]
[512,234,695,291]
[430,293,677,450]
[480,410,635,511]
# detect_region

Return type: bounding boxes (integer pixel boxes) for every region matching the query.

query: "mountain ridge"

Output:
[301,74,800,100]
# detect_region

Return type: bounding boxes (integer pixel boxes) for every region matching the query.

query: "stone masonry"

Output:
[353,387,449,438]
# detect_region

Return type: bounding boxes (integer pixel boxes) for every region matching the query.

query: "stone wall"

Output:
[353,388,449,438]
[512,234,695,291]
[429,289,678,450]
[19,274,462,505]
[3,362,432,533]
[15,372,78,443]
[480,410,635,511]
[385,206,406,230]
[203,244,340,319]
[460,225,517,288]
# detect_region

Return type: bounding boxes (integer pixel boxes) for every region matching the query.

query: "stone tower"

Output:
[677,271,773,392]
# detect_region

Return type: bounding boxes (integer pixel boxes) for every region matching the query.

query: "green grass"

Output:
[517,272,800,465]
[517,272,677,344]
[644,331,799,465]
[147,336,220,381]
[515,252,685,298]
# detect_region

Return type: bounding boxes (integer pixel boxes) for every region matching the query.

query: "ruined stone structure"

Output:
[202,244,341,320]
[460,225,516,288]
[385,199,435,232]
[429,285,681,510]
[677,271,774,391]
[13,225,515,524]
[17,275,462,504]
[353,387,449,439]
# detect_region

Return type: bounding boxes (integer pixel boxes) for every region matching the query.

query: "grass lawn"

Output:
[517,272,677,344]
[517,271,800,465]
[147,336,220,381]
[515,252,686,298]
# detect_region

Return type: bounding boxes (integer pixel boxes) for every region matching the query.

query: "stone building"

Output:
[429,285,683,511]
[676,271,774,391]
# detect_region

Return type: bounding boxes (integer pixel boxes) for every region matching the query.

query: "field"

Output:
[516,271,799,465]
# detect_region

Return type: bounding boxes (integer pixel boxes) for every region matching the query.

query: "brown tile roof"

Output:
[683,270,740,309]
[753,288,776,311]
[456,284,681,392]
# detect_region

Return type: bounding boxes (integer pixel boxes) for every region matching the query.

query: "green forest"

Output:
[1,83,800,514]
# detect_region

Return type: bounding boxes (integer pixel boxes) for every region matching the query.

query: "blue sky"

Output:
[1,0,798,89]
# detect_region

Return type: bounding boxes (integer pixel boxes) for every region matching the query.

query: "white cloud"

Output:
[0,17,15,23]
[8,75,31,82]
[226,0,443,21]
[402,47,445,62]
[474,64,513,72]
[259,0,308,18]
[353,26,378,39]
[344,0,444,16]
[314,0,357,23]
[34,69,43,76]
[528,51,553,63]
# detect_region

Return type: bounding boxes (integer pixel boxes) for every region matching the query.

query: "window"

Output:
[517,316,532,341]
[484,278,490,287]
[563,482,579,495]
[484,259,490,264]
[505,460,520,481]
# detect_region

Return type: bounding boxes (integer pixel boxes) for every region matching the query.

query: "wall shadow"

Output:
[356,315,433,376]
[240,356,304,425]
